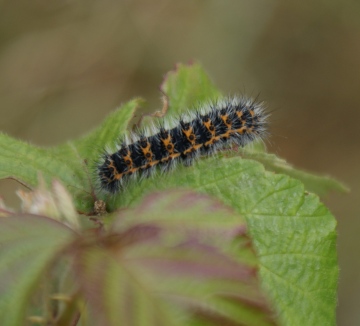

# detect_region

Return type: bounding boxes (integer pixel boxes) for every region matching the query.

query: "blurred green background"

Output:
[0,1,359,324]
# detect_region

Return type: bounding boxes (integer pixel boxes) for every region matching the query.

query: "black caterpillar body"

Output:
[98,97,268,193]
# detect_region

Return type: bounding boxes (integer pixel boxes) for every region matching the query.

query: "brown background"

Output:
[0,1,359,324]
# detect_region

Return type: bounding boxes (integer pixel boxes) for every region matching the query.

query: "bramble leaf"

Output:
[242,150,348,196]
[0,214,76,325]
[107,157,338,326]
[0,99,140,213]
[74,191,275,326]
[161,62,222,116]
[138,62,221,127]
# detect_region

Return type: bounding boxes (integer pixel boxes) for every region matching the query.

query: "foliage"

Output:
[0,63,343,325]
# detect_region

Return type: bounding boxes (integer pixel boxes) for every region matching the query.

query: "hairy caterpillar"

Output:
[97,97,268,193]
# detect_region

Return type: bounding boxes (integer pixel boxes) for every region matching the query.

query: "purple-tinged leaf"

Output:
[74,191,276,326]
[0,214,76,325]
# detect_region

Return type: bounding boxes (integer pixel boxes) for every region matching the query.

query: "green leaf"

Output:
[71,98,143,159]
[106,157,338,326]
[0,99,140,213]
[139,62,222,128]
[0,132,85,194]
[0,214,76,325]
[161,62,222,116]
[242,150,348,196]
[74,191,275,326]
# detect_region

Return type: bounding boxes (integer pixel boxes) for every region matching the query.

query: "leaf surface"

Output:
[0,99,140,212]
[74,191,275,326]
[108,156,338,326]
[242,150,348,196]
[0,214,76,325]
[161,62,222,116]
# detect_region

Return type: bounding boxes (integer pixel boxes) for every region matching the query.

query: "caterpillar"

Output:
[97,97,268,193]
